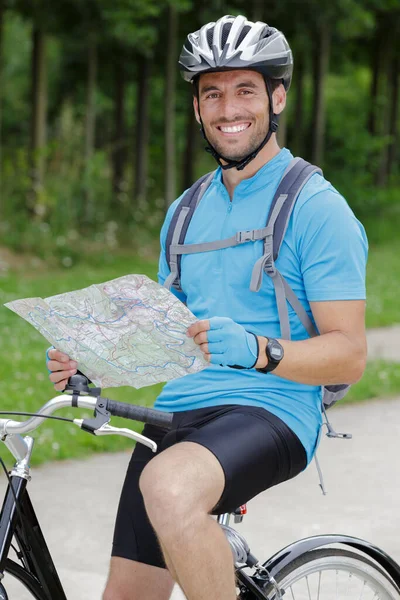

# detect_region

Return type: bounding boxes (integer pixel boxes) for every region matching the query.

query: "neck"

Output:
[221,136,281,199]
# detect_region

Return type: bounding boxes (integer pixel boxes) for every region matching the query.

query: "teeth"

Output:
[220,124,248,133]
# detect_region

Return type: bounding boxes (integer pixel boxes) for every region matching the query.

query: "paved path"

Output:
[1,396,399,599]
[367,325,400,362]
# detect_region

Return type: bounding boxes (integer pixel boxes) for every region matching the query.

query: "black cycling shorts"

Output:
[111,404,307,569]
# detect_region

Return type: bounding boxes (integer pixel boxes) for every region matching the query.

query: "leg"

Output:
[103,556,174,600]
[104,424,176,600]
[139,441,237,600]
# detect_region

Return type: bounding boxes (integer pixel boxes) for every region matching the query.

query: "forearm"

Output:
[255,332,367,386]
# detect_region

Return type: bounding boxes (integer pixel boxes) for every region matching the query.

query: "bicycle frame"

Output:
[0,435,67,600]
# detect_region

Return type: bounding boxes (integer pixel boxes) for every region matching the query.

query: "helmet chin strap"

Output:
[199,79,279,172]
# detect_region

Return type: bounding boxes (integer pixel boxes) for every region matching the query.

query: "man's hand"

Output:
[187,317,258,368]
[46,348,78,391]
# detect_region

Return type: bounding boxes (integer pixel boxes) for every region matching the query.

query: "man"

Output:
[47,15,368,600]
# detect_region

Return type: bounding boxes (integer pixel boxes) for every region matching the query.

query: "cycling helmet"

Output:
[179,15,293,171]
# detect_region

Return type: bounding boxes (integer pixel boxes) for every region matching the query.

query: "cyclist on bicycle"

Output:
[47,15,368,600]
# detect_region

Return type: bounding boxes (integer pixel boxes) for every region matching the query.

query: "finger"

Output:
[48,348,71,363]
[204,353,211,362]
[49,369,76,384]
[206,329,224,344]
[193,331,209,345]
[207,340,226,354]
[187,320,210,338]
[54,378,68,392]
[209,354,226,365]
[199,342,209,354]
[47,359,78,373]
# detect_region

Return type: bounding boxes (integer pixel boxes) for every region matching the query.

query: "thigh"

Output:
[181,405,308,515]
[112,424,169,568]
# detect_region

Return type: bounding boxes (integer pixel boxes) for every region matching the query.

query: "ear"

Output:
[193,96,201,124]
[272,84,286,115]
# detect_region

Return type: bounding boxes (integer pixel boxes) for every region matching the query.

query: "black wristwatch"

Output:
[256,338,284,374]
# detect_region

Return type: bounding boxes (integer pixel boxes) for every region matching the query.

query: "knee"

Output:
[139,462,195,528]
[139,461,184,510]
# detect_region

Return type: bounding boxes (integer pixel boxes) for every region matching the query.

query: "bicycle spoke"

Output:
[336,569,339,600]
[273,550,397,600]
[317,570,321,600]
[306,575,312,600]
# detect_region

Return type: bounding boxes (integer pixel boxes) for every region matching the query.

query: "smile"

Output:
[217,122,252,135]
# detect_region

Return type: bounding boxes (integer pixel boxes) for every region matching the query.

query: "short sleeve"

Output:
[294,188,368,302]
[157,194,188,304]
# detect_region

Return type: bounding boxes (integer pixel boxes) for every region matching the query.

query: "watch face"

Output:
[269,342,284,361]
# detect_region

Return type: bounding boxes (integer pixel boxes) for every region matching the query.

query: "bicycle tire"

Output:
[262,548,400,599]
[1,559,47,600]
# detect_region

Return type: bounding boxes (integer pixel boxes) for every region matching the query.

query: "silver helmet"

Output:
[179,15,293,90]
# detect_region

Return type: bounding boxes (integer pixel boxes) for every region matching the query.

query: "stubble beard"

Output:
[204,118,268,162]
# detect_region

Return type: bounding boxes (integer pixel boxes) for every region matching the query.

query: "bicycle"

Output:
[1,373,400,599]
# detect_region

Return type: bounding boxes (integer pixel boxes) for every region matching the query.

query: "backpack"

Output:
[164,157,351,435]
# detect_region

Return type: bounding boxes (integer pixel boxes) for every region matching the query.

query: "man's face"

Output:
[194,70,270,162]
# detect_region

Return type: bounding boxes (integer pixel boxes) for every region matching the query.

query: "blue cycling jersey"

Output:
[154,148,368,462]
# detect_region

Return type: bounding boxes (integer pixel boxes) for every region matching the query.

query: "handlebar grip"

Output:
[104,399,173,429]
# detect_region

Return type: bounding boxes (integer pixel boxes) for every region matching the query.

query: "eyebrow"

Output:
[200,81,259,95]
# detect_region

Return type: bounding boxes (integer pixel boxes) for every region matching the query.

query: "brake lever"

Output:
[72,420,157,452]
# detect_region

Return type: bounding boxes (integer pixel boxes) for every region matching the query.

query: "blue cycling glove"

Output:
[206,317,258,368]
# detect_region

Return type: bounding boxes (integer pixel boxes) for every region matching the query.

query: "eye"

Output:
[238,90,253,95]
[205,92,220,99]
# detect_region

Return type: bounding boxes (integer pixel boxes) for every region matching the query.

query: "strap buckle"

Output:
[236,230,256,243]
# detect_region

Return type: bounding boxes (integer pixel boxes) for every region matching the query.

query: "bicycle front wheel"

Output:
[263,548,400,600]
[0,559,47,600]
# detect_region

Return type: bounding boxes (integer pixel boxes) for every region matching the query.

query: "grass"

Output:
[365,239,400,328]
[0,239,399,467]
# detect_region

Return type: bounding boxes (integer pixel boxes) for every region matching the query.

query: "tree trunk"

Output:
[0,0,4,213]
[375,14,396,187]
[113,53,126,199]
[386,54,399,179]
[182,90,198,191]
[311,20,330,167]
[31,27,47,196]
[292,50,305,158]
[84,37,97,222]
[251,0,264,22]
[164,4,178,210]
[367,13,383,136]
[133,54,151,207]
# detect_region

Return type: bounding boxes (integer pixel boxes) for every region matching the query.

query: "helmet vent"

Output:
[261,25,275,39]
[235,25,251,49]
[221,22,233,48]
[206,26,214,48]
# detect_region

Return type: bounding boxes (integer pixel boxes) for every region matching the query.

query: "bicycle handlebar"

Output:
[104,399,173,429]
[0,394,173,437]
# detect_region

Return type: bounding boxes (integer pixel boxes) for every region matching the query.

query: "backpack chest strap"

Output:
[169,225,273,256]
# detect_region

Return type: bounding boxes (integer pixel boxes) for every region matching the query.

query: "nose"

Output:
[218,92,245,122]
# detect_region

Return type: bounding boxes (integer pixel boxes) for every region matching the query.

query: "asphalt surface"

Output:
[1,395,399,599]
[366,325,400,362]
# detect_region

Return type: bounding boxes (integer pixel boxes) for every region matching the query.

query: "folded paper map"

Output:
[5,274,208,388]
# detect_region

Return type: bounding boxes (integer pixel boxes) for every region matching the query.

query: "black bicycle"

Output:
[1,374,400,599]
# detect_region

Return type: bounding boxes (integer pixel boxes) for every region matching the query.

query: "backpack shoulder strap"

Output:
[250,158,322,340]
[164,171,215,291]
[268,158,322,260]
